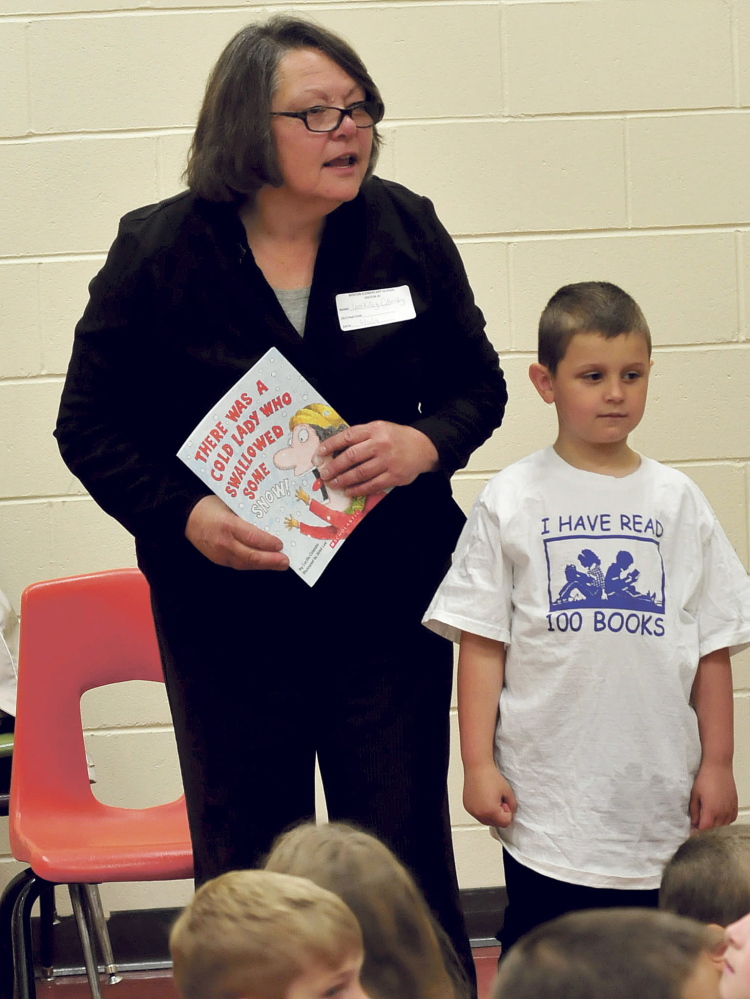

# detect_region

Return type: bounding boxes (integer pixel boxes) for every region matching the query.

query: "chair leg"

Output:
[38,885,57,981]
[8,870,55,999]
[69,885,103,999]
[83,885,122,985]
[0,868,38,999]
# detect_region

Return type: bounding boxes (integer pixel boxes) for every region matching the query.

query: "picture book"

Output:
[177,347,386,585]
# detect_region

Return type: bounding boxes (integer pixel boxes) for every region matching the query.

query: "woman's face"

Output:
[269,47,374,213]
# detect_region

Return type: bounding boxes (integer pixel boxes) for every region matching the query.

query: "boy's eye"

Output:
[623,370,641,381]
[582,371,602,382]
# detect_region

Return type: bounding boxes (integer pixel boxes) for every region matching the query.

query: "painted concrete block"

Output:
[40,258,105,375]
[505,0,733,115]
[672,462,749,569]
[453,826,505,890]
[0,262,42,377]
[456,240,511,354]
[630,347,750,463]
[0,137,160,256]
[81,679,174,730]
[0,21,30,138]
[394,118,626,235]
[629,113,750,228]
[28,11,250,133]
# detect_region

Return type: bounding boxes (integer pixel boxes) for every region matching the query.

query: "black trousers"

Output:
[144,517,475,991]
[499,849,660,955]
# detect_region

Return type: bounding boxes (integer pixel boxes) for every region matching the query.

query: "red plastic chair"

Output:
[0,569,193,999]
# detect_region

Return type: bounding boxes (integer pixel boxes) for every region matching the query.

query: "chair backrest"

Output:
[11,568,165,813]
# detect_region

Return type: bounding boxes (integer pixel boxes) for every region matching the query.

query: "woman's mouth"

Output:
[324,154,357,168]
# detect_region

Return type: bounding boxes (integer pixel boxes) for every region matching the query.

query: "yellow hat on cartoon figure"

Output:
[289,403,345,431]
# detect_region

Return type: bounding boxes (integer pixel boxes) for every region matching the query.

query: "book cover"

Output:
[177,347,385,585]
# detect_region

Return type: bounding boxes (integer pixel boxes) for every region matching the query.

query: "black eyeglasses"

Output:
[270,100,384,133]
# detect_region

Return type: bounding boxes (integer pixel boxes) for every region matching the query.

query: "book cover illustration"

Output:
[178,347,386,586]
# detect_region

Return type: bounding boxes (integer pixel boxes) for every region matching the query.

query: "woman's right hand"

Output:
[185,495,289,571]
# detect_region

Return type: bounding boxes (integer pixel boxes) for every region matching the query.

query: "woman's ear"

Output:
[529,362,555,404]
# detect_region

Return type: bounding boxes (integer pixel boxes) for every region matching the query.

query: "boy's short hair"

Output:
[169,869,362,999]
[492,908,722,999]
[539,281,652,374]
[660,825,750,926]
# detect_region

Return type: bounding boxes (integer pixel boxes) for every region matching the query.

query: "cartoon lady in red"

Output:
[273,403,384,544]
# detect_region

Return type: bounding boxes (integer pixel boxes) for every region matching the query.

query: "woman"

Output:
[55,16,506,985]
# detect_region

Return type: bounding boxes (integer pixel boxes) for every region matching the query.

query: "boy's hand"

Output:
[463,762,517,828]
[689,761,738,831]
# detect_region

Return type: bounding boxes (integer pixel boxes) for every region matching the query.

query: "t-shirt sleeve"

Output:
[422,488,513,645]
[696,515,750,658]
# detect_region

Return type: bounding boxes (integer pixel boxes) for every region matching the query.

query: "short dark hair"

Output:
[660,826,750,926]
[538,281,652,374]
[492,908,721,999]
[186,16,384,203]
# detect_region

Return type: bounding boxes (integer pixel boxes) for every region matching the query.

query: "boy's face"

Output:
[721,912,750,999]
[530,331,651,456]
[285,951,368,999]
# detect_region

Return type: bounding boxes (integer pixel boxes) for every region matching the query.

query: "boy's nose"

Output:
[603,378,624,400]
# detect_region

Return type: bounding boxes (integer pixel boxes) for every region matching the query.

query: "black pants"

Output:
[145,530,475,993]
[499,849,660,955]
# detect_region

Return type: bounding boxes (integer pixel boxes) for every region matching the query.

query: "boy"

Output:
[169,869,368,999]
[722,910,750,999]
[423,282,750,952]
[661,827,750,928]
[492,908,724,999]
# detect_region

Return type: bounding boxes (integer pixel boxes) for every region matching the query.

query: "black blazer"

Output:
[56,177,507,606]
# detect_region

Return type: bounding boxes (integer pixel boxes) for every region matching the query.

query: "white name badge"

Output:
[335,286,416,332]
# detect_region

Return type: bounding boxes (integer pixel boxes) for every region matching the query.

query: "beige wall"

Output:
[2,0,750,910]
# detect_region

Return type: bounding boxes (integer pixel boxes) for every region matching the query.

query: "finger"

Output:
[318,440,381,482]
[315,424,372,459]
[227,541,289,572]
[233,520,285,552]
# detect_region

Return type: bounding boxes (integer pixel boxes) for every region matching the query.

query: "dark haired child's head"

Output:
[661,827,750,928]
[169,869,366,999]
[529,282,653,468]
[265,821,466,999]
[492,908,723,999]
[538,281,652,375]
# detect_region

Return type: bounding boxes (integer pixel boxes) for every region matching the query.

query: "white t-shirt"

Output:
[424,448,750,889]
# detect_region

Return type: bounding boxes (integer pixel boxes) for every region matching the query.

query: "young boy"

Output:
[722,910,750,999]
[169,869,368,999]
[423,282,750,952]
[492,908,724,999]
[661,827,750,928]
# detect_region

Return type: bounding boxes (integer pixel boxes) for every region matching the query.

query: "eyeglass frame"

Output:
[269,100,385,133]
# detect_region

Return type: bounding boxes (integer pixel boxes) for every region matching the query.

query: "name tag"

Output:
[335,286,416,332]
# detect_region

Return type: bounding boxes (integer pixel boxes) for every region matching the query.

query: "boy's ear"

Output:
[706,923,727,971]
[529,362,555,404]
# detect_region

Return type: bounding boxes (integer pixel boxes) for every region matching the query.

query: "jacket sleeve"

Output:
[54,217,212,543]
[407,196,507,476]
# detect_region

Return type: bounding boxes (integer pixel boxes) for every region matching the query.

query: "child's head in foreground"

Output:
[169,869,367,999]
[492,908,723,999]
[264,821,466,999]
[661,826,750,928]
[530,281,653,468]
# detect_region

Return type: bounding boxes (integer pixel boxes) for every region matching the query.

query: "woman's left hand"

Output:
[314,421,439,496]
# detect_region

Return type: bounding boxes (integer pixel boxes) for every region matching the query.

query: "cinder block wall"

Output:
[2,0,750,910]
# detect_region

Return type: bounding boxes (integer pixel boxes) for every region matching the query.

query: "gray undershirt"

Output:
[274,286,311,337]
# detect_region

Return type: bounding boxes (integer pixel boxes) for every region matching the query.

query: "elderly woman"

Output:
[55,16,506,985]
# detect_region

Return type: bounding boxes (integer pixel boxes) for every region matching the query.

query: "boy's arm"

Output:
[457,631,517,828]
[690,646,738,831]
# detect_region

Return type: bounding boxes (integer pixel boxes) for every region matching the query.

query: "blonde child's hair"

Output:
[492,908,723,999]
[661,825,750,926]
[264,821,468,999]
[169,869,362,999]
